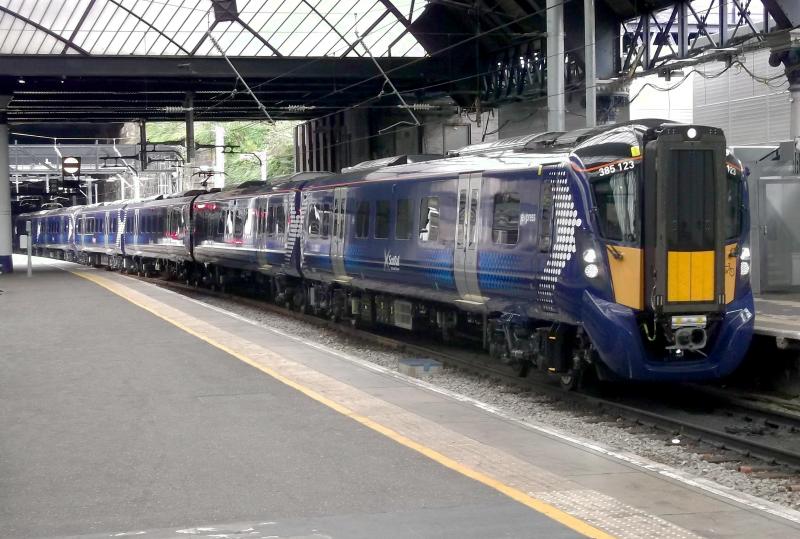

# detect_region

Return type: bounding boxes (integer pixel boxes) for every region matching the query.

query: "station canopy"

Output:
[0,0,425,57]
[0,0,452,122]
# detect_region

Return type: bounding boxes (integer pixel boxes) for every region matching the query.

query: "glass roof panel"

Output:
[0,0,426,57]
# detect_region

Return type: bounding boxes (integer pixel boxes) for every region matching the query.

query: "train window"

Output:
[169,208,178,235]
[592,169,639,243]
[492,192,521,245]
[266,204,276,236]
[725,174,742,239]
[419,196,439,242]
[275,204,286,235]
[375,200,390,239]
[257,200,269,236]
[396,199,412,240]
[355,200,370,239]
[539,181,553,251]
[308,203,321,236]
[216,211,226,240]
[234,207,246,239]
[332,198,339,238]
[468,189,479,247]
[456,190,467,248]
[224,210,234,238]
[669,150,712,250]
[321,203,331,238]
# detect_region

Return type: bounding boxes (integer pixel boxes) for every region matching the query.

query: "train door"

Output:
[104,212,110,249]
[134,209,140,248]
[454,172,483,300]
[758,177,800,291]
[331,187,348,280]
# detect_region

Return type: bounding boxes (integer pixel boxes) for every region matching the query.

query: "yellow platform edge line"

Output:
[72,270,615,539]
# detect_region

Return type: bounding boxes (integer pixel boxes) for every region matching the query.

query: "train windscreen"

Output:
[591,169,639,243]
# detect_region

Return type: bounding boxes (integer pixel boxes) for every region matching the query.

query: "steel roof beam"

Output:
[0,5,90,56]
[339,10,390,57]
[0,55,444,79]
[234,16,282,57]
[377,0,411,27]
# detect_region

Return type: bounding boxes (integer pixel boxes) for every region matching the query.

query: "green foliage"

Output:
[146,120,298,185]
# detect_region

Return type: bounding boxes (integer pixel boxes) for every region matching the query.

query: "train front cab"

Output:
[582,125,754,381]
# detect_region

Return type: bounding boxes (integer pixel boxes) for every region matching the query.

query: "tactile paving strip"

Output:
[534,489,704,539]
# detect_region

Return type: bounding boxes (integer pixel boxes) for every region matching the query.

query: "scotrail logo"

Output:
[384,250,400,271]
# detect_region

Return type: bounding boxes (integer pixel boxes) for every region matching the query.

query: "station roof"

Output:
[0,0,425,58]
[0,0,446,123]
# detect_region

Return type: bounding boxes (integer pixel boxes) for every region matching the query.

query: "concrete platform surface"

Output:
[755,294,800,341]
[2,255,800,539]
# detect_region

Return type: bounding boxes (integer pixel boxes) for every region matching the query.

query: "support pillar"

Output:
[139,120,147,172]
[584,0,596,128]
[185,92,195,166]
[0,97,12,273]
[214,124,225,188]
[791,82,800,141]
[546,0,565,132]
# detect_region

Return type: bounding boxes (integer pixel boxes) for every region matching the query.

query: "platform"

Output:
[2,255,800,539]
[755,294,800,342]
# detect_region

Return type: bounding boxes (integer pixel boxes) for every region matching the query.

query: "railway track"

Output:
[137,273,800,473]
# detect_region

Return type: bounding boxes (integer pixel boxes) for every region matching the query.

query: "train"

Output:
[14,119,755,387]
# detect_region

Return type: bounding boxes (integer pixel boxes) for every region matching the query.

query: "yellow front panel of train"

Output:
[667,251,715,302]
[607,246,643,310]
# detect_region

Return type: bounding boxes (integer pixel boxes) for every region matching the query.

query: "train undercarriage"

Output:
[66,253,598,390]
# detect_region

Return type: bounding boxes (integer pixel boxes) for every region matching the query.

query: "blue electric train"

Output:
[15,120,755,386]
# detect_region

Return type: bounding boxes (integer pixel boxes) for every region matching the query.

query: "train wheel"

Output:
[515,360,532,378]
[559,370,581,391]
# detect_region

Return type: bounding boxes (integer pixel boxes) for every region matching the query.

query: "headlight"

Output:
[584,264,599,278]
[740,261,750,276]
[582,248,597,264]
[740,246,750,261]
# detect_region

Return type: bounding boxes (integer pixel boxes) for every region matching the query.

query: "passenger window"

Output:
[257,200,268,236]
[456,190,467,248]
[395,199,412,240]
[308,203,321,236]
[492,192,521,245]
[375,200,390,239]
[234,207,246,239]
[468,189,479,247]
[419,196,440,242]
[539,182,553,251]
[275,204,286,235]
[355,200,370,239]
[321,203,331,238]
[332,198,339,238]
[215,210,228,241]
[266,204,275,236]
